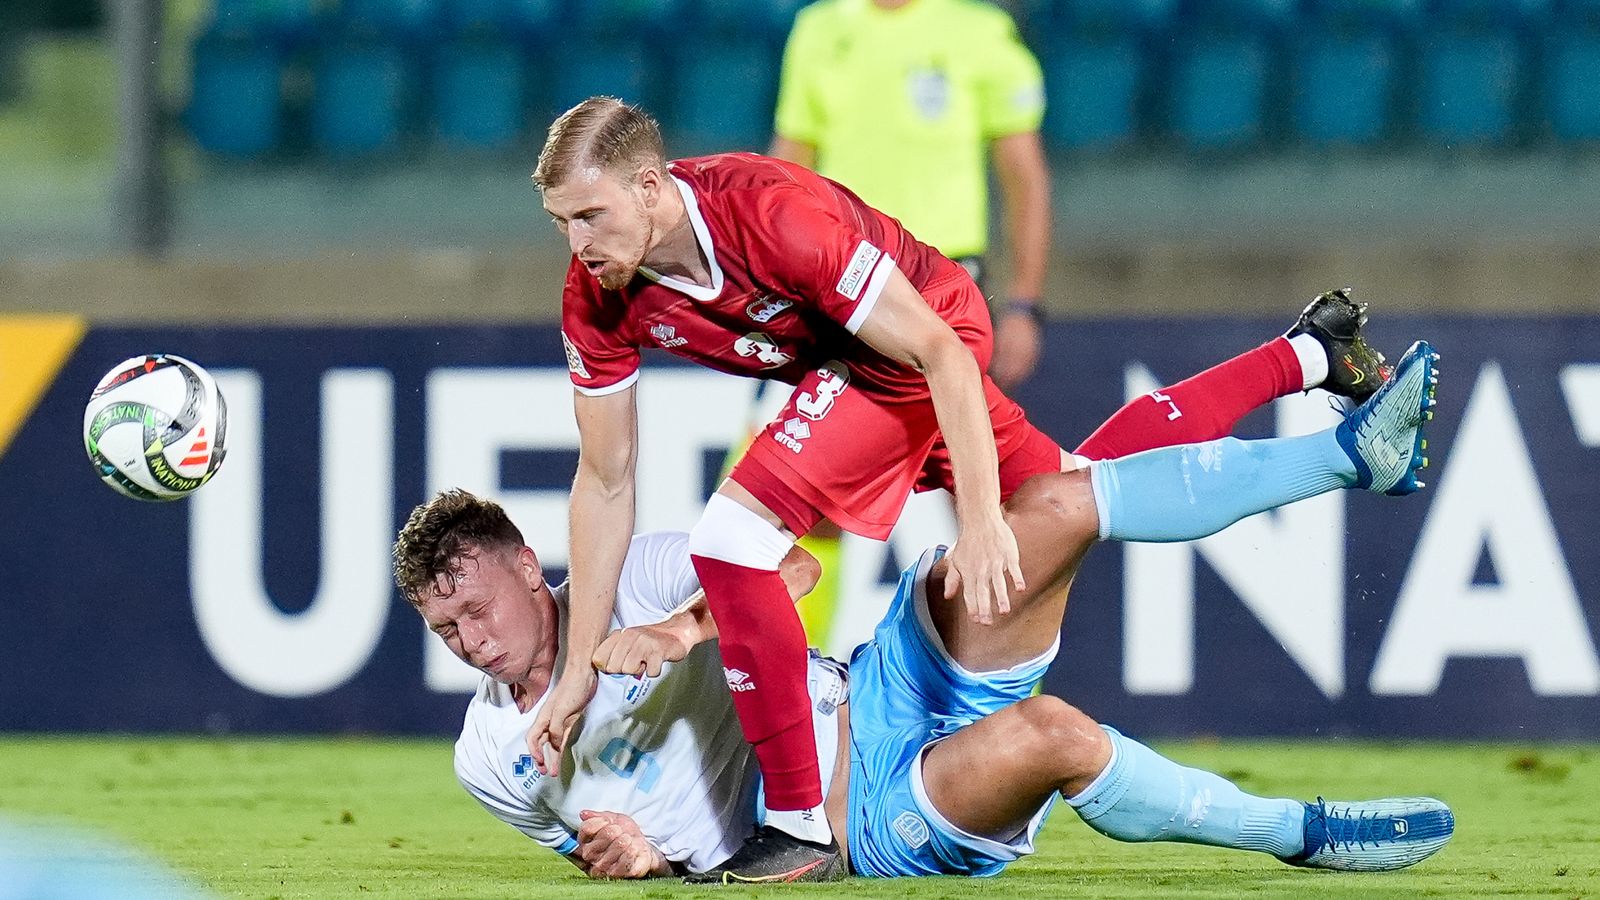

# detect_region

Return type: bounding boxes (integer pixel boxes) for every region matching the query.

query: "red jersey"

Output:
[560,153,977,397]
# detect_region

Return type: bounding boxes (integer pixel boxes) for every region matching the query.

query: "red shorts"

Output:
[730,273,1064,540]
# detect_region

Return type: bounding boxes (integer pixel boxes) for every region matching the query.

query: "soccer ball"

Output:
[83,354,229,502]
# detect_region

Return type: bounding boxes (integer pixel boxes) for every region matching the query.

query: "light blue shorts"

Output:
[846,547,1059,878]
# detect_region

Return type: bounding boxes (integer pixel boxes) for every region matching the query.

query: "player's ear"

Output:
[636,163,663,210]
[517,545,545,592]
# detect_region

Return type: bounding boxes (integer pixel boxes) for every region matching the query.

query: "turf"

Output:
[0,737,1594,898]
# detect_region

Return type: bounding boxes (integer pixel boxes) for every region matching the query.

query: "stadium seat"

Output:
[1545,31,1600,140]
[673,45,779,152]
[1291,29,1397,146]
[695,0,809,39]
[187,30,284,158]
[550,39,651,113]
[312,38,408,159]
[570,0,682,34]
[338,0,444,41]
[1040,36,1143,152]
[433,36,525,151]
[1168,34,1270,150]
[1048,0,1178,30]
[1415,29,1520,145]
[210,0,316,42]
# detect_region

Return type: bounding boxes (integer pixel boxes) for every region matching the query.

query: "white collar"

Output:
[638,175,725,302]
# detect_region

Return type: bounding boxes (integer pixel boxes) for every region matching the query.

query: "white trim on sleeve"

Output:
[844,254,896,334]
[572,369,640,397]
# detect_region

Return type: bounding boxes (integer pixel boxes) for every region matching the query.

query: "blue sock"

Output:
[1067,726,1304,858]
[1090,431,1356,543]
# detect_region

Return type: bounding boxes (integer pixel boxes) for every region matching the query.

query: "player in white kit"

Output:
[394,339,1454,882]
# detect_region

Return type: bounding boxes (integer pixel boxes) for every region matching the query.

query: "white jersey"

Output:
[452,531,847,874]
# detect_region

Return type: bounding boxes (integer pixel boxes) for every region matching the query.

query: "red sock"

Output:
[690,554,822,811]
[1074,337,1302,460]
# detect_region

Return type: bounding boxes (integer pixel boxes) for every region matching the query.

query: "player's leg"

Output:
[688,361,951,880]
[917,696,1455,871]
[1074,289,1390,461]
[927,340,1441,672]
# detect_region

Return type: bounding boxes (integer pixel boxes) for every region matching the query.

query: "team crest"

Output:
[746,294,793,324]
[907,67,950,120]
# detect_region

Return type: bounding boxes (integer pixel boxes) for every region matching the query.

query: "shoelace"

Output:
[1308,797,1386,854]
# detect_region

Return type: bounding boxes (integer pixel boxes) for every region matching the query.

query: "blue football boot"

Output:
[1285,796,1455,871]
[1335,339,1440,496]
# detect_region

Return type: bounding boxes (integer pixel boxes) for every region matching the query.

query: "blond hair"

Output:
[533,97,665,190]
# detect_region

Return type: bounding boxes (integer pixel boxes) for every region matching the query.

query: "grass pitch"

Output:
[0,736,1594,898]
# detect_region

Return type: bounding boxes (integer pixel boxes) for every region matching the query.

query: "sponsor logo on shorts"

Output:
[649,322,688,349]
[746,294,793,324]
[561,332,591,380]
[723,667,756,692]
[893,811,930,849]
[774,417,809,455]
[836,241,881,302]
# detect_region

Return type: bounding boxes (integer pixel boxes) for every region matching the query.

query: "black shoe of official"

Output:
[1287,288,1392,403]
[683,825,845,884]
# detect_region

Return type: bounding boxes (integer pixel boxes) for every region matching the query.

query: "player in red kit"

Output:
[527,97,1390,882]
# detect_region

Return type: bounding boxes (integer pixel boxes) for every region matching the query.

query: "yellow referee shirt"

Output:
[773,0,1045,259]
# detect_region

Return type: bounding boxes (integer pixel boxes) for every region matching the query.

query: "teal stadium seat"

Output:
[695,0,809,40]
[1416,28,1521,145]
[1291,29,1397,146]
[312,37,408,158]
[570,0,682,34]
[1169,35,1270,150]
[1546,31,1600,140]
[433,36,525,151]
[673,43,779,152]
[1041,38,1143,152]
[187,29,284,157]
[551,40,651,111]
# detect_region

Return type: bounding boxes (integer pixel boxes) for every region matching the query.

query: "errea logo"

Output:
[561,332,591,379]
[723,667,756,692]
[649,322,688,349]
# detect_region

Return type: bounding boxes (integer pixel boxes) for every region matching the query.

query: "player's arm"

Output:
[987,130,1050,390]
[991,129,1050,312]
[593,543,820,675]
[855,272,1025,622]
[527,383,639,772]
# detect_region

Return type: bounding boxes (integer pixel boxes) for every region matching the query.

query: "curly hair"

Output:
[533,96,665,190]
[392,489,526,606]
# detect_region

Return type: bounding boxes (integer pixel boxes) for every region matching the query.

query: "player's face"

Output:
[543,165,658,290]
[416,545,556,685]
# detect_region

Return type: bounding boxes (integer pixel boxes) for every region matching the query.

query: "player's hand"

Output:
[525,666,596,777]
[593,622,692,677]
[990,308,1043,392]
[943,511,1025,626]
[576,809,671,879]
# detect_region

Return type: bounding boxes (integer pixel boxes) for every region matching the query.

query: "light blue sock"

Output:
[1090,431,1357,543]
[1068,726,1304,858]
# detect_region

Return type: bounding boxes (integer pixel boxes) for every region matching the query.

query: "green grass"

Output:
[0,737,1595,898]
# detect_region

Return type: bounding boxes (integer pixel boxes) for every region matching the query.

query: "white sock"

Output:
[1287,332,1329,391]
[764,805,833,845]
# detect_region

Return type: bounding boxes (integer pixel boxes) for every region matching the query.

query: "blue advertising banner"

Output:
[2,316,1597,737]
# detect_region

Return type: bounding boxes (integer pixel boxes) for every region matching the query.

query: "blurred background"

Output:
[4,0,1600,319]
[2,0,1598,739]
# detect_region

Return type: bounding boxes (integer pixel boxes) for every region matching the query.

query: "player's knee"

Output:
[1010,695,1108,780]
[687,493,794,571]
[1004,471,1097,537]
